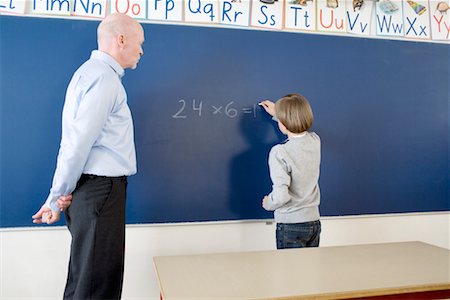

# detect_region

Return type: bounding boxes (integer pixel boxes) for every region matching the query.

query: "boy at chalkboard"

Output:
[260,94,321,249]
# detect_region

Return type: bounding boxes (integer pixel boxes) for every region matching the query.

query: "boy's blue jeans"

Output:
[276,220,321,249]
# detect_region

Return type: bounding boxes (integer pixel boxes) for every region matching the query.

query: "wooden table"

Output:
[153,242,450,299]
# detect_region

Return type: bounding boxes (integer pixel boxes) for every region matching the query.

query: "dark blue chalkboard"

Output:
[0,16,448,227]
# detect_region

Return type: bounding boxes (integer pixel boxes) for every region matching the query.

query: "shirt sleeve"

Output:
[263,146,292,211]
[44,74,116,211]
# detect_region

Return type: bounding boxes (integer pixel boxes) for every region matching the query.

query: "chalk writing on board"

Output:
[172,99,257,119]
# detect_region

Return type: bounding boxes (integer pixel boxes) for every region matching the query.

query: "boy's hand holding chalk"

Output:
[259,100,276,117]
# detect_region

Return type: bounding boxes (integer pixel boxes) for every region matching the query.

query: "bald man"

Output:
[32,13,144,299]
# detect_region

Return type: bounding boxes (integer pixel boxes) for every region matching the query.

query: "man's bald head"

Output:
[98,13,140,50]
[97,13,145,69]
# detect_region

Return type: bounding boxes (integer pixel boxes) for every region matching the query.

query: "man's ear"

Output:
[117,34,125,47]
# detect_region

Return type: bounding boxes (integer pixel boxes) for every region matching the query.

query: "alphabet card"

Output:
[250,0,284,30]
[316,0,347,33]
[284,0,317,31]
[346,0,374,35]
[0,0,26,14]
[403,0,430,40]
[184,0,220,23]
[430,0,450,40]
[111,0,147,19]
[219,0,251,27]
[148,0,183,21]
[72,0,107,18]
[375,0,404,36]
[32,0,72,16]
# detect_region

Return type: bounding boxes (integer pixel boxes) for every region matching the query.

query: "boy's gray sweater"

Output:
[263,132,321,223]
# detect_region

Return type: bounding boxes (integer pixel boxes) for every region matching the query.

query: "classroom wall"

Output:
[1,212,449,300]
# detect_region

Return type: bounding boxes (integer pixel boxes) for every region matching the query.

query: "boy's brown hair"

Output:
[275,93,313,134]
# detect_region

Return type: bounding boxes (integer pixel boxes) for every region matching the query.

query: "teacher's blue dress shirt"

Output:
[45,50,137,212]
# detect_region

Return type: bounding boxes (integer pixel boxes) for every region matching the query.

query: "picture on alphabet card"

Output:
[403,0,430,40]
[316,0,347,33]
[285,0,317,31]
[346,0,374,35]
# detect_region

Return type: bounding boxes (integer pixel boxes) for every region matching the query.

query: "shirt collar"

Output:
[90,50,125,78]
[289,132,307,139]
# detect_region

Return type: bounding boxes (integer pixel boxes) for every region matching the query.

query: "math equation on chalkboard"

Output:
[172,99,257,119]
